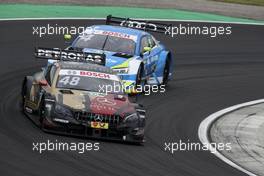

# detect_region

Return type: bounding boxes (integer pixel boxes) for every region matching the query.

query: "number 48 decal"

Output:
[59,76,80,86]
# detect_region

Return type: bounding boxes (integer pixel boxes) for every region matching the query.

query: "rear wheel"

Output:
[162,57,170,85]
[20,80,27,111]
[135,64,144,88]
[135,64,145,88]
[134,64,147,95]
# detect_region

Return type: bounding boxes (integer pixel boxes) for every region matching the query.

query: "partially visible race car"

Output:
[21,59,146,143]
[46,15,173,93]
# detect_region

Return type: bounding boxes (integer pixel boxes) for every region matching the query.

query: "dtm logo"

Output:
[120,20,157,31]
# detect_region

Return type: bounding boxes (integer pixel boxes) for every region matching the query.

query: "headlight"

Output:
[54,104,73,119]
[113,68,129,74]
[124,113,139,124]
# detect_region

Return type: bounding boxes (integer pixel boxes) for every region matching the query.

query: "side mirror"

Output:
[64,34,72,44]
[143,46,151,53]
[140,47,152,57]
[64,34,72,41]
[39,80,48,86]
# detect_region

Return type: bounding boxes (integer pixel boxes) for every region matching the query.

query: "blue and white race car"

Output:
[44,16,173,93]
[68,16,173,92]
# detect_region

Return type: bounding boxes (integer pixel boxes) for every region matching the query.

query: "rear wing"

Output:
[106,15,171,33]
[35,47,106,65]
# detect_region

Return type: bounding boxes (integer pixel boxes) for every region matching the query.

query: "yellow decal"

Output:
[90,122,109,129]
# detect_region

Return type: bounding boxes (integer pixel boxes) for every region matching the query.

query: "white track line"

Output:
[198,99,264,176]
[0,17,263,26]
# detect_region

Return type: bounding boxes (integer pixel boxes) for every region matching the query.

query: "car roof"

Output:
[90,25,149,37]
[58,61,114,74]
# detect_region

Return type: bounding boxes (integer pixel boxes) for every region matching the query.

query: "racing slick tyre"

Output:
[20,79,27,112]
[135,64,144,89]
[19,83,27,112]
[162,56,171,85]
[38,97,46,129]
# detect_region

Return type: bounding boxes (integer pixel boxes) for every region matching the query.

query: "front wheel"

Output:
[38,98,46,129]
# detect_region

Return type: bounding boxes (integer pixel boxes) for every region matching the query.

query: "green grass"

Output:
[212,0,264,6]
[0,4,263,24]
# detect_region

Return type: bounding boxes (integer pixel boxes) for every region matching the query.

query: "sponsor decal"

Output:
[91,121,109,129]
[82,29,137,41]
[102,31,131,39]
[59,69,119,81]
[120,20,157,31]
[80,71,110,79]
[90,103,115,112]
[36,48,105,64]
[96,97,117,106]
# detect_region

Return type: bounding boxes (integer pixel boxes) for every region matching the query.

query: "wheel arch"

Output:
[156,50,172,76]
[22,76,33,99]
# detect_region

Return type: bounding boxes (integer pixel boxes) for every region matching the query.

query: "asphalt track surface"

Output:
[0,20,263,176]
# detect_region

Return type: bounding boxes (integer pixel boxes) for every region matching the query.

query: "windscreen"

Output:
[73,31,136,55]
[56,69,123,94]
